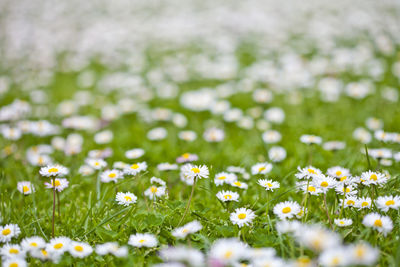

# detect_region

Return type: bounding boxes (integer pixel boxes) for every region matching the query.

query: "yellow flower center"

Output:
[9,248,19,254]
[374,219,382,227]
[108,173,116,178]
[139,239,145,243]
[182,229,189,233]
[340,176,347,182]
[224,250,233,259]
[48,168,59,173]
[41,249,48,256]
[23,186,30,193]
[282,207,291,213]
[344,188,350,193]
[51,180,61,187]
[30,242,38,247]
[267,183,273,187]
[307,168,316,174]
[320,181,329,187]
[2,228,11,235]
[331,257,340,265]
[124,196,132,201]
[54,243,63,249]
[308,186,316,192]
[74,245,83,252]
[361,201,368,207]
[234,181,241,186]
[191,167,200,173]
[182,153,190,159]
[258,167,266,172]
[370,174,378,181]
[150,186,158,193]
[131,164,139,169]
[296,257,311,267]
[224,194,232,200]
[218,176,226,180]
[335,170,342,176]
[238,213,246,219]
[9,263,18,267]
[385,200,395,206]
[346,200,355,205]
[355,247,365,258]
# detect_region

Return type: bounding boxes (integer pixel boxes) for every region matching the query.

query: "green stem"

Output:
[178,176,197,226]
[324,193,333,229]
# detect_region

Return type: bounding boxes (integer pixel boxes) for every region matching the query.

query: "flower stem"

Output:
[52,177,56,238]
[178,176,197,226]
[324,193,333,229]
[57,191,61,220]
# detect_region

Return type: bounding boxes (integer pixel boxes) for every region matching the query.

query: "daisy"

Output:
[296,225,341,252]
[262,130,282,144]
[353,127,372,144]
[230,208,256,227]
[95,242,128,258]
[297,181,322,195]
[150,177,167,186]
[78,165,95,176]
[362,213,393,235]
[0,224,21,243]
[340,196,358,208]
[94,130,113,144]
[275,220,302,234]
[39,165,69,177]
[123,162,148,175]
[356,197,372,210]
[159,246,205,267]
[172,220,202,239]
[44,178,69,192]
[203,127,225,142]
[360,171,387,186]
[229,180,248,189]
[251,162,273,175]
[209,238,246,265]
[226,166,246,174]
[125,148,145,159]
[17,181,35,195]
[334,184,357,195]
[214,172,237,186]
[319,247,351,267]
[157,163,178,171]
[323,141,346,151]
[181,164,209,179]
[334,218,353,227]
[327,166,351,179]
[349,242,379,266]
[268,146,286,162]
[68,241,93,258]
[313,175,337,193]
[258,179,280,191]
[116,192,137,206]
[128,233,158,248]
[0,244,26,259]
[295,166,322,179]
[376,195,400,212]
[85,158,107,170]
[300,135,322,145]
[216,190,239,202]
[48,236,71,254]
[147,127,167,140]
[178,130,197,142]
[144,185,166,200]
[100,169,123,183]
[273,201,301,220]
[21,236,46,252]
[31,246,60,262]
[176,153,198,163]
[2,258,27,267]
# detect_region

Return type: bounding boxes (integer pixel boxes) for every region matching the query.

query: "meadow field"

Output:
[0,0,400,266]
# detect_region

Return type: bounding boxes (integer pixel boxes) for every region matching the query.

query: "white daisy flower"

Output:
[262,130,281,144]
[334,218,353,227]
[178,130,197,142]
[319,246,351,267]
[100,169,123,183]
[258,179,280,191]
[209,238,246,265]
[128,233,158,248]
[144,185,166,200]
[300,135,322,145]
[230,208,256,227]
[147,127,167,140]
[214,172,237,186]
[203,127,225,142]
[216,190,239,202]
[349,242,379,266]
[157,163,178,171]
[360,171,387,186]
[297,181,322,195]
[17,181,35,195]
[353,127,372,144]
[123,162,148,175]
[229,180,248,189]
[68,241,93,258]
[376,195,400,212]
[251,162,273,175]
[159,246,205,267]
[176,153,198,163]
[116,192,137,206]
[125,148,145,159]
[39,165,69,177]
[181,164,209,179]
[0,224,21,243]
[85,158,107,170]
[2,258,27,267]
[295,166,322,179]
[340,196,358,208]
[275,220,302,234]
[323,141,346,151]
[44,178,69,192]
[150,177,167,186]
[362,213,393,235]
[312,175,337,193]
[326,166,351,179]
[48,236,71,254]
[78,165,95,176]
[334,184,357,195]
[172,220,202,239]
[94,130,113,144]
[296,224,341,252]
[273,201,301,220]
[21,236,46,252]
[0,244,26,259]
[31,246,60,262]
[268,146,286,162]
[95,242,128,258]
